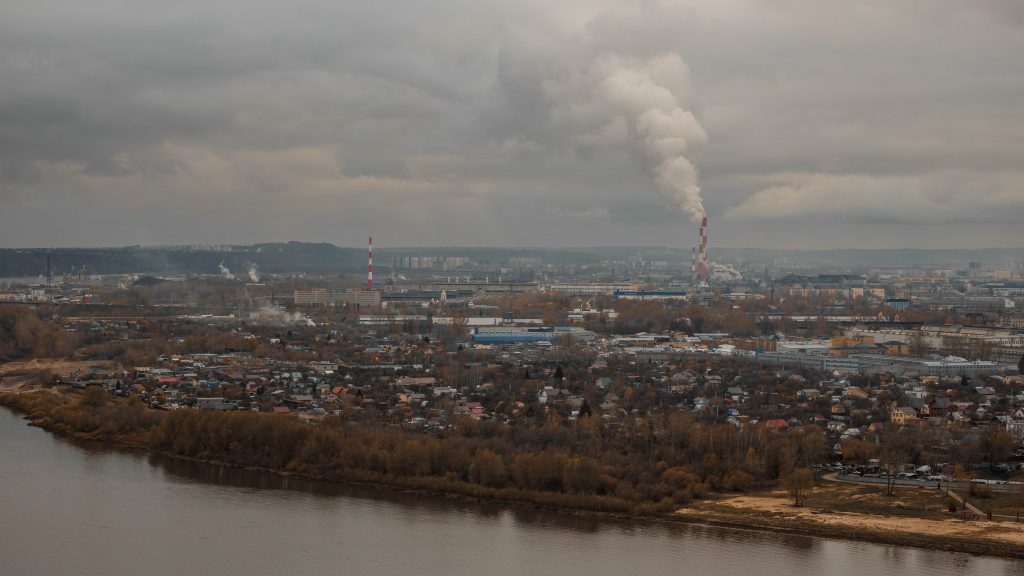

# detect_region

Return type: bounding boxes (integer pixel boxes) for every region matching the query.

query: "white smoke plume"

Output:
[710,262,743,281]
[547,53,708,222]
[247,263,260,283]
[253,306,315,327]
[218,261,235,280]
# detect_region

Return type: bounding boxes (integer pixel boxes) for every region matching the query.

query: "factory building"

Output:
[849,354,1000,377]
[757,351,1000,377]
[548,282,640,296]
[393,256,470,270]
[613,290,687,301]
[294,288,381,308]
[421,280,538,295]
[358,316,544,327]
[885,298,910,311]
[776,341,830,356]
[756,351,861,373]
[472,326,595,344]
[381,289,474,305]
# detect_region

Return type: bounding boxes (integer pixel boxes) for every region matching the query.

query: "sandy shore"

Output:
[679,488,1024,557]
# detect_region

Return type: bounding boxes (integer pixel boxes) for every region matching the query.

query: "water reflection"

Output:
[142,448,825,550]
[134,444,854,561]
[3,407,1023,576]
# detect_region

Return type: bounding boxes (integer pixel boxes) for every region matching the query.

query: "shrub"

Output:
[722,470,755,492]
[969,483,993,499]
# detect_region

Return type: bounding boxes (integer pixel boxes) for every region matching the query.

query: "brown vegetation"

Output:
[783,467,814,506]
[0,306,79,361]
[0,388,829,515]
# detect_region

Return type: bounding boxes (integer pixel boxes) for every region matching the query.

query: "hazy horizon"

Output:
[4,241,1024,254]
[2,1,1023,249]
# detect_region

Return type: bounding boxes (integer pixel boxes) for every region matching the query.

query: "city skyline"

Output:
[2,0,1023,249]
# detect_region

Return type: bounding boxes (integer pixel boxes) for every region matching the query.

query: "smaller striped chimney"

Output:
[368,236,373,288]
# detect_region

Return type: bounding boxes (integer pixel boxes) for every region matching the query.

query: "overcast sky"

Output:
[1,0,1023,249]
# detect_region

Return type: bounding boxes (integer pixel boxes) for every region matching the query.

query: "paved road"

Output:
[832,472,1020,493]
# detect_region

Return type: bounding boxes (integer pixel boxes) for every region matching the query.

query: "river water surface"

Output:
[1,407,1022,576]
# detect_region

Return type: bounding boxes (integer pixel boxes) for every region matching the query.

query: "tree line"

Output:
[1,387,828,514]
[0,306,79,361]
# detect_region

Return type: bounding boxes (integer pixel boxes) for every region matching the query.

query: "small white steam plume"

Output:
[248,263,260,283]
[548,53,708,222]
[254,306,315,327]
[218,261,235,280]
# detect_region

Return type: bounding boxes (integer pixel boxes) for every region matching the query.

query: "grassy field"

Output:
[696,480,954,521]
[802,481,954,519]
[963,485,1024,520]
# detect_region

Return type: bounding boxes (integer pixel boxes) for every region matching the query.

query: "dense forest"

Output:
[0,306,79,360]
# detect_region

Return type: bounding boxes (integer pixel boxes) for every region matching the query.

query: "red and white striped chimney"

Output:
[699,216,709,279]
[367,236,374,288]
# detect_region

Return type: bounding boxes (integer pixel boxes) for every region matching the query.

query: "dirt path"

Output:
[943,487,985,516]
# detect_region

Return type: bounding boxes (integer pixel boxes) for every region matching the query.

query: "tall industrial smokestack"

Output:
[690,246,697,280]
[699,216,709,280]
[367,236,374,289]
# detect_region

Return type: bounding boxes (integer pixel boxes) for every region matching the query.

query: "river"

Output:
[1,407,1021,576]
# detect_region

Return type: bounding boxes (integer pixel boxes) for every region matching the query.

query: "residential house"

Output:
[891,406,918,426]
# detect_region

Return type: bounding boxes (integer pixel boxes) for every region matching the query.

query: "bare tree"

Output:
[784,467,814,507]
[879,434,908,497]
[981,426,1013,471]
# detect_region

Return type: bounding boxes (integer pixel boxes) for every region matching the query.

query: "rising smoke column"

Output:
[547,53,708,222]
[247,263,260,283]
[218,261,235,280]
[254,306,315,327]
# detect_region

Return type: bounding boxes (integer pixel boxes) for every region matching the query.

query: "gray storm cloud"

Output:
[1,0,1022,249]
[546,53,708,222]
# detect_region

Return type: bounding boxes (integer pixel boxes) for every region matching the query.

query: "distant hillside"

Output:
[710,247,1024,267]
[0,243,364,277]
[378,246,1024,268]
[1,243,1020,277]
[376,247,607,265]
